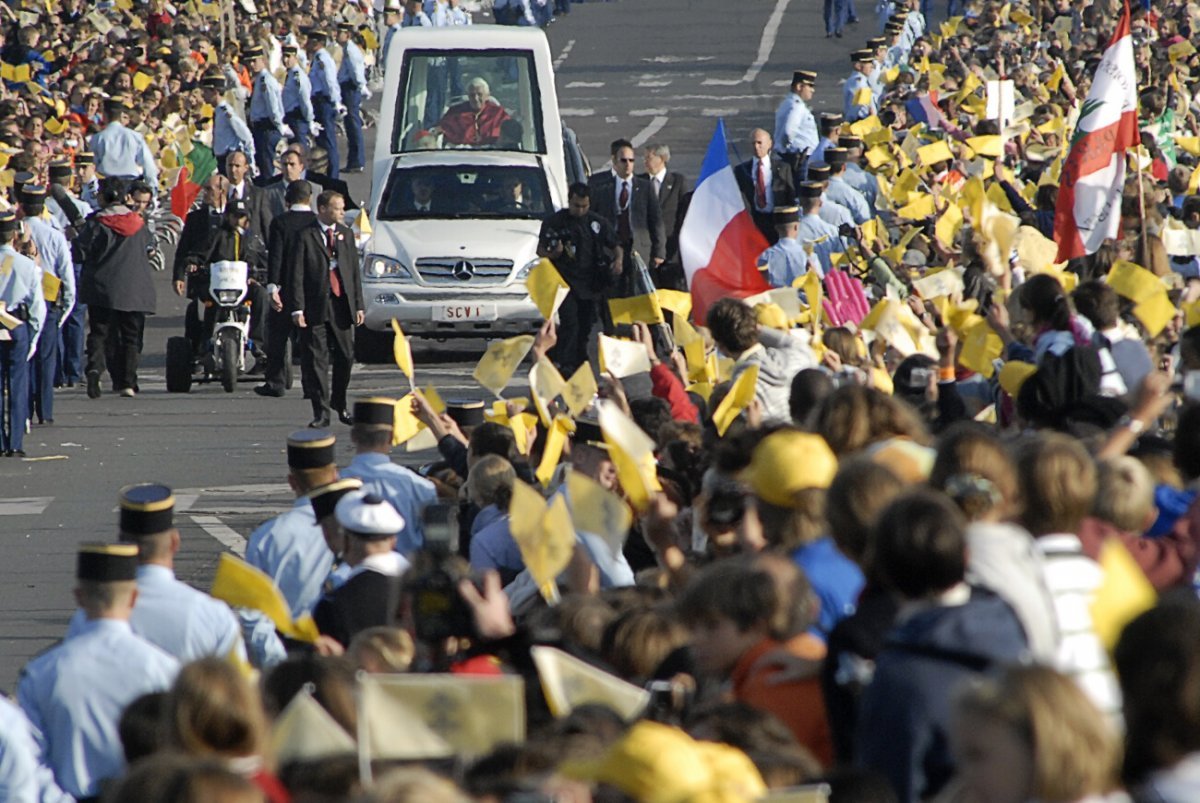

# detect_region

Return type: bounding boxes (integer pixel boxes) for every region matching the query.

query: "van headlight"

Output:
[515,257,541,280]
[364,255,413,280]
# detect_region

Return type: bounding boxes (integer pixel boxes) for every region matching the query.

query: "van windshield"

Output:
[377,164,553,221]
[392,49,545,155]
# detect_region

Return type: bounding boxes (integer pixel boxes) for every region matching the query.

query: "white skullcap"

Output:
[335,490,405,539]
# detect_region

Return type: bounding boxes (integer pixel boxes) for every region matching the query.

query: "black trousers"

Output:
[262,305,292,392]
[299,297,353,417]
[87,307,145,392]
[549,291,597,376]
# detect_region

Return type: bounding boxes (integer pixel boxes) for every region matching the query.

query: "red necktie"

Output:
[617,180,632,242]
[755,160,767,209]
[326,227,343,298]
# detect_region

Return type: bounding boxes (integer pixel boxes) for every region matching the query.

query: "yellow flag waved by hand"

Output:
[390,319,414,383]
[526,258,570,319]
[509,480,576,592]
[711,364,760,437]
[561,362,598,418]
[473,335,535,397]
[567,471,632,559]
[210,554,319,643]
[597,399,661,512]
[271,687,356,765]
[531,645,649,720]
[529,357,567,428]
[1090,538,1156,652]
[598,333,652,378]
[608,293,665,326]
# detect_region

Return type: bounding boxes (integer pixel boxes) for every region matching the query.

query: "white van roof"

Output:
[372,27,565,208]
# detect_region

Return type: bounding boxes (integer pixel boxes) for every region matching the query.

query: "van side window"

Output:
[393,49,545,155]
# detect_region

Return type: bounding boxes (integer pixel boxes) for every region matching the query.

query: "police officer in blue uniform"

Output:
[844,49,879,122]
[773,70,819,181]
[201,70,255,177]
[0,211,44,457]
[336,22,370,174]
[342,397,439,556]
[19,185,73,427]
[839,135,880,211]
[810,112,843,170]
[381,0,405,72]
[246,44,290,180]
[47,160,89,391]
[308,477,365,593]
[282,44,315,149]
[307,30,345,180]
[796,182,845,277]
[18,543,178,800]
[806,164,857,235]
[65,484,247,664]
[756,206,813,288]
[824,148,873,224]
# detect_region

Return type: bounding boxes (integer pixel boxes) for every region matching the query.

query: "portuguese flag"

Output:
[170,141,217,219]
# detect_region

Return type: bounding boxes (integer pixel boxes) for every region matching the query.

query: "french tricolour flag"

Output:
[680,120,770,324]
[906,91,948,131]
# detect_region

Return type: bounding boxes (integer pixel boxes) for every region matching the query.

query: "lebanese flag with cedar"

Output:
[1054,2,1139,262]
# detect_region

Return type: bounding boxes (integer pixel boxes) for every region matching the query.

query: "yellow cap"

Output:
[560,720,765,803]
[741,430,838,507]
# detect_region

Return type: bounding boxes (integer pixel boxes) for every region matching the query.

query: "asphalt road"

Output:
[0,0,884,688]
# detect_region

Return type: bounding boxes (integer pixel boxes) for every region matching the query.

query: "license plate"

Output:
[433,303,498,322]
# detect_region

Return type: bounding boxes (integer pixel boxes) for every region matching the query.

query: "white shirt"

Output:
[649,168,667,197]
[229,181,247,200]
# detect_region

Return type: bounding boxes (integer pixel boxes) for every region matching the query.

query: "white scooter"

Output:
[167,260,264,393]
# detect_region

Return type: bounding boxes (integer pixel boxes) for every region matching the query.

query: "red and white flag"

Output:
[1053,3,1139,262]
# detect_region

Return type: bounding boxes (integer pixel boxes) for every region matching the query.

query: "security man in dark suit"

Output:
[289,190,364,428]
[256,180,318,398]
[639,142,691,291]
[734,128,797,244]
[587,138,665,296]
[223,150,274,244]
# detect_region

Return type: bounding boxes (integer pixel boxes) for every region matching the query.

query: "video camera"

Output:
[406,503,477,645]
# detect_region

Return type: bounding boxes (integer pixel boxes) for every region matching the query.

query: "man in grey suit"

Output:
[588,138,666,297]
[639,142,691,290]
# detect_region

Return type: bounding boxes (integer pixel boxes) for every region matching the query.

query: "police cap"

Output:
[824,147,850,165]
[798,182,825,199]
[792,70,817,86]
[287,430,336,469]
[308,477,363,521]
[806,164,832,182]
[354,397,396,427]
[772,206,800,225]
[445,400,486,428]
[118,483,175,537]
[77,543,139,582]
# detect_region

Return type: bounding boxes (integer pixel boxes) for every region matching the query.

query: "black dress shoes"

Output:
[254,384,285,398]
[336,409,354,426]
[308,416,331,428]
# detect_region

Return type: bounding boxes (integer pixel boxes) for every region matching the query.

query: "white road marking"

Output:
[772,79,791,87]
[559,108,596,117]
[642,55,714,63]
[605,116,619,123]
[0,497,53,516]
[637,80,673,88]
[190,515,247,557]
[174,493,199,514]
[630,115,670,148]
[629,108,670,117]
[553,39,575,69]
[701,108,741,117]
[566,81,604,88]
[742,0,794,83]
[702,78,742,86]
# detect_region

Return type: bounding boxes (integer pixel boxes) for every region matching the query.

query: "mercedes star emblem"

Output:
[451,260,475,281]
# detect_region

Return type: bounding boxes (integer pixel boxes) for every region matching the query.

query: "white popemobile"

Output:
[359,26,588,358]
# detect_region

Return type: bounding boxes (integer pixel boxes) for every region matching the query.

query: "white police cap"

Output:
[335,490,406,540]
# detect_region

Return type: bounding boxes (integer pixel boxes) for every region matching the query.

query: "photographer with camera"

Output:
[537,182,622,374]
